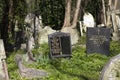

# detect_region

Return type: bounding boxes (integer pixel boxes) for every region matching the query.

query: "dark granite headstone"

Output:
[48,32,72,58]
[86,27,110,55]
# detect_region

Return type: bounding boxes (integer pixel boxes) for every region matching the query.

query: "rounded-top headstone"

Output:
[99,54,120,80]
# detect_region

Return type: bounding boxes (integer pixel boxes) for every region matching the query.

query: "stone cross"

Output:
[0,39,9,80]
[107,0,120,41]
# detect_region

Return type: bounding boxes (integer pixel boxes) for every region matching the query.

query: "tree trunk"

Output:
[106,0,112,26]
[62,0,71,28]
[102,0,106,25]
[114,0,118,9]
[71,0,81,28]
[8,0,14,37]
[61,0,81,45]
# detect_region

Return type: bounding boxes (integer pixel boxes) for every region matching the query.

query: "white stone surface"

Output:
[83,12,95,32]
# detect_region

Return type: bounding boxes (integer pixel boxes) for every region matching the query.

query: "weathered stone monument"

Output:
[86,27,110,55]
[15,54,47,79]
[0,39,9,80]
[48,32,72,58]
[99,54,120,80]
[107,0,120,41]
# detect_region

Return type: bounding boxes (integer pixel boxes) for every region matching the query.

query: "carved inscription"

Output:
[50,36,62,54]
[86,27,110,55]
[89,35,108,46]
[48,32,72,58]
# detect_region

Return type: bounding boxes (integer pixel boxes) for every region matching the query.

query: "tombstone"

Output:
[99,54,120,80]
[0,39,9,80]
[83,12,95,32]
[48,32,72,58]
[38,26,56,44]
[86,27,111,55]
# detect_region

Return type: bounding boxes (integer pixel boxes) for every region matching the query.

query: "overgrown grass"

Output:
[7,39,120,80]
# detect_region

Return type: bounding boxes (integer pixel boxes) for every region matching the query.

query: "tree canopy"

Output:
[0,0,108,43]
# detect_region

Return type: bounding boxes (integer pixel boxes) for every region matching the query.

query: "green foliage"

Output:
[0,0,3,22]
[39,0,65,29]
[13,0,27,30]
[7,39,120,80]
[7,51,21,79]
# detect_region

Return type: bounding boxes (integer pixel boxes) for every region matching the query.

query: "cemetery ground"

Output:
[6,36,120,80]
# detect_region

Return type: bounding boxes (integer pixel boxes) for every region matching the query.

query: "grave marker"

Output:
[0,39,9,80]
[86,27,110,55]
[107,0,120,41]
[99,54,120,80]
[48,32,72,58]
[0,40,6,59]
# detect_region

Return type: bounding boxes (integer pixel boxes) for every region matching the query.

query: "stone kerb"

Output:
[99,54,120,80]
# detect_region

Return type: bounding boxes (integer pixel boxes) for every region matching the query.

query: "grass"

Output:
[6,38,120,80]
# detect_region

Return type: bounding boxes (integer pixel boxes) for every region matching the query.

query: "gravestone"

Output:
[48,32,72,58]
[0,39,9,80]
[99,54,120,80]
[86,27,110,55]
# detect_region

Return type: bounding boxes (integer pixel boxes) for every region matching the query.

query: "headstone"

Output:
[48,32,72,58]
[83,12,95,32]
[61,27,79,45]
[0,40,6,59]
[38,26,56,44]
[99,54,120,80]
[0,39,9,80]
[86,27,110,55]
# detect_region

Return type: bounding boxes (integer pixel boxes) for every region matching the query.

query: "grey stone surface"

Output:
[0,39,6,59]
[15,54,48,79]
[0,61,5,80]
[38,26,56,44]
[0,39,6,79]
[99,54,120,80]
[61,27,79,45]
[0,74,5,80]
